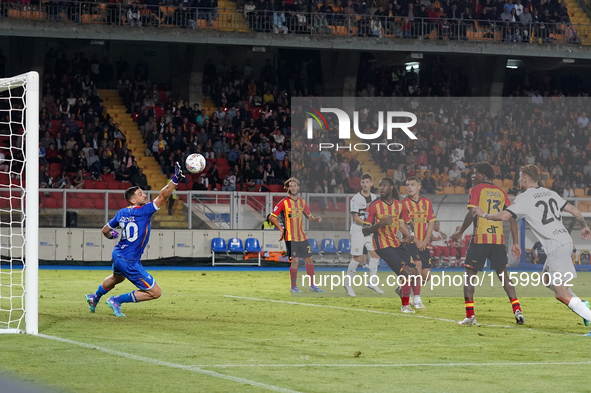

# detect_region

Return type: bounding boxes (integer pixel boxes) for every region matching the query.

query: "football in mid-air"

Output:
[185,153,206,174]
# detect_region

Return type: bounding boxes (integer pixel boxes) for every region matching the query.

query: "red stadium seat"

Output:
[119,182,130,190]
[106,180,118,190]
[82,199,94,209]
[177,183,187,191]
[118,200,129,209]
[94,181,107,189]
[94,199,105,210]
[43,198,57,208]
[67,198,82,209]
[84,180,95,189]
[102,173,114,182]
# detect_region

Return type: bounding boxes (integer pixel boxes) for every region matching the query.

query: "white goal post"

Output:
[0,72,39,334]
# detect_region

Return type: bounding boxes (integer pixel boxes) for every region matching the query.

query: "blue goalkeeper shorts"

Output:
[112,254,156,291]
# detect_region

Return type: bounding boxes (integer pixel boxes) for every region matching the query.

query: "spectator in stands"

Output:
[422,171,437,194]
[222,169,237,191]
[131,168,151,190]
[448,164,462,186]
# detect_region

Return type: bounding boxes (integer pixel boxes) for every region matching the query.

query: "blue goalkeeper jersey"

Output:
[107,201,158,261]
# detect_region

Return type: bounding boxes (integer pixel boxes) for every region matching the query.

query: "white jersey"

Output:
[350,191,377,236]
[431,230,447,247]
[506,187,572,254]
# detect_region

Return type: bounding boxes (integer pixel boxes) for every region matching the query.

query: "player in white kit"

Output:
[473,165,591,333]
[345,173,383,296]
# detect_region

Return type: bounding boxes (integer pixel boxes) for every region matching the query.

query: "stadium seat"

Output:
[43,198,57,209]
[82,199,94,209]
[503,179,513,188]
[308,238,322,254]
[118,200,129,209]
[575,189,585,198]
[211,237,227,266]
[399,186,407,195]
[454,186,465,194]
[321,238,341,262]
[579,250,591,264]
[119,182,130,190]
[443,186,455,194]
[95,181,107,189]
[338,239,351,254]
[493,179,503,187]
[94,199,105,210]
[227,237,245,253]
[244,238,262,266]
[67,198,82,209]
[84,180,95,189]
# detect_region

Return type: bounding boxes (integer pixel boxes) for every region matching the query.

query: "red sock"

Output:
[510,298,521,313]
[290,267,298,288]
[465,300,475,318]
[411,278,421,296]
[401,280,411,306]
[305,264,315,286]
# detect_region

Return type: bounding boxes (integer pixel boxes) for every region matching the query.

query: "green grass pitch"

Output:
[2,269,591,393]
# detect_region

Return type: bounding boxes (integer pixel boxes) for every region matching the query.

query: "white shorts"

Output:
[543,242,577,283]
[350,234,374,256]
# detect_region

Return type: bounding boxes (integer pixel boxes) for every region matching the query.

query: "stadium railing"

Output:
[1,3,588,45]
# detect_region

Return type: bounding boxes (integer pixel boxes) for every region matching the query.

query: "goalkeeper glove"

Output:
[109,230,119,239]
[171,162,185,185]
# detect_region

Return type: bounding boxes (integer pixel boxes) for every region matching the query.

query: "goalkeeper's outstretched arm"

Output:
[154,162,184,209]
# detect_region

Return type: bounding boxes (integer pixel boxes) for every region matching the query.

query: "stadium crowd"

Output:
[1,0,584,43]
[1,49,586,207]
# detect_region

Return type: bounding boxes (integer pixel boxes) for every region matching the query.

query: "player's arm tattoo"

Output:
[564,203,589,228]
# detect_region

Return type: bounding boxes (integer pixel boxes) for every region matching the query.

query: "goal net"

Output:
[0,72,39,334]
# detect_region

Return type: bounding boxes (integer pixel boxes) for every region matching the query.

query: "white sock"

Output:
[346,259,359,286]
[568,297,591,320]
[414,295,422,303]
[368,257,380,285]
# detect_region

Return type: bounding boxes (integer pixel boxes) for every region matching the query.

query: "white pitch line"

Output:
[36,334,302,393]
[188,361,591,368]
[224,295,583,336]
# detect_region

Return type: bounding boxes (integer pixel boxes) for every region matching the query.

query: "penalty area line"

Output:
[36,334,302,393]
[224,295,582,336]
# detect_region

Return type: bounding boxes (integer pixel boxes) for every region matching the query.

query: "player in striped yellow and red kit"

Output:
[401,176,436,309]
[270,178,324,293]
[363,178,418,313]
[451,163,524,325]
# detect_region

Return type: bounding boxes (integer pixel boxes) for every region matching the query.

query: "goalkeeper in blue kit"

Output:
[85,163,184,317]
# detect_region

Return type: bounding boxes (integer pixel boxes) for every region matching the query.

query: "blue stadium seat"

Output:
[228,238,245,253]
[321,239,339,253]
[321,238,342,262]
[338,239,351,253]
[211,238,227,252]
[245,238,262,266]
[245,238,262,252]
[211,238,228,266]
[308,239,321,253]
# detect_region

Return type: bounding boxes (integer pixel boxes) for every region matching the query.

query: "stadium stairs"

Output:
[218,1,250,32]
[347,134,387,182]
[98,89,188,228]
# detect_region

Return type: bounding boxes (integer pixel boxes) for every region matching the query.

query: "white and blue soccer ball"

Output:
[185,153,206,174]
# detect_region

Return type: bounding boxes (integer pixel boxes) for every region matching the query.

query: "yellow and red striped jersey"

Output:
[271,197,311,242]
[467,182,511,244]
[364,198,409,250]
[402,197,436,242]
